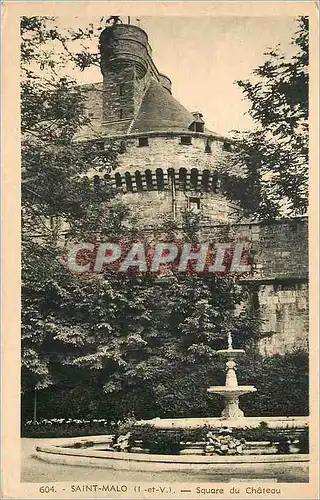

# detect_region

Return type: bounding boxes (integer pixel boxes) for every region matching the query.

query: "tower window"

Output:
[205,141,212,153]
[223,141,232,152]
[93,175,100,189]
[180,136,192,145]
[188,196,201,210]
[119,109,124,119]
[195,122,204,133]
[138,137,149,147]
[119,84,124,96]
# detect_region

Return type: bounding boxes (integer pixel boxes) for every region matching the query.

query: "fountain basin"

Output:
[33,436,309,481]
[207,386,257,397]
[216,349,246,357]
[135,416,309,430]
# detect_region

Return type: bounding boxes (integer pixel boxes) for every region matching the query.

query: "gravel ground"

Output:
[21,438,199,483]
[21,438,308,484]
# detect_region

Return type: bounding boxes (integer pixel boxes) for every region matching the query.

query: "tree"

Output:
[220,16,308,219]
[21,16,131,418]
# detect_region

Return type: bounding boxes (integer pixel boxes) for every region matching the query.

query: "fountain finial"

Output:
[227,331,233,350]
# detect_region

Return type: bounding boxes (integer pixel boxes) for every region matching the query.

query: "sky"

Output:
[60,15,298,136]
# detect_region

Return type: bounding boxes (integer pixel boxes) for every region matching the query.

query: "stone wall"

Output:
[81,83,104,123]
[201,218,309,355]
[101,135,241,224]
[113,135,229,173]
[116,190,236,225]
[258,283,308,355]
[101,65,150,123]
[138,217,308,355]
[200,218,308,280]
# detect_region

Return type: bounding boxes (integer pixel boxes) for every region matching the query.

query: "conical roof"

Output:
[75,78,222,141]
[131,79,195,133]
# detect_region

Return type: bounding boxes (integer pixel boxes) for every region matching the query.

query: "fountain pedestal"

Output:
[207,348,257,419]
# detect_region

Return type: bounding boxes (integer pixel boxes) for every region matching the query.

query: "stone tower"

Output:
[77,22,241,226]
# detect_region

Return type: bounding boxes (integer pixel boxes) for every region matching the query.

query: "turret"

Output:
[99,24,151,127]
[159,73,172,94]
[100,24,149,78]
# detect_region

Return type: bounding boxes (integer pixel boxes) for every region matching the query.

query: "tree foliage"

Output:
[21,15,126,391]
[220,16,309,219]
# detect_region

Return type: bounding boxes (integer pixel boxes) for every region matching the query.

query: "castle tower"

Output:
[77,22,241,226]
[99,24,150,130]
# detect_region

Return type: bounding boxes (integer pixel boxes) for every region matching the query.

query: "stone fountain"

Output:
[34,330,309,481]
[207,332,257,419]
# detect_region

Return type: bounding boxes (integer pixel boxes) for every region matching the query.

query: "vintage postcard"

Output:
[1,1,319,499]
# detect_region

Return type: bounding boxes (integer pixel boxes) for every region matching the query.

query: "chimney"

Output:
[191,112,205,133]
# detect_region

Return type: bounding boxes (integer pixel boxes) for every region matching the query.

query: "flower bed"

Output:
[204,430,245,455]
[21,418,117,438]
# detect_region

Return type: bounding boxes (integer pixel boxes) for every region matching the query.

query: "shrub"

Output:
[236,350,309,417]
[129,425,182,455]
[127,423,309,455]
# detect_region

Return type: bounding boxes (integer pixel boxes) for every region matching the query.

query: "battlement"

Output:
[94,167,220,194]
